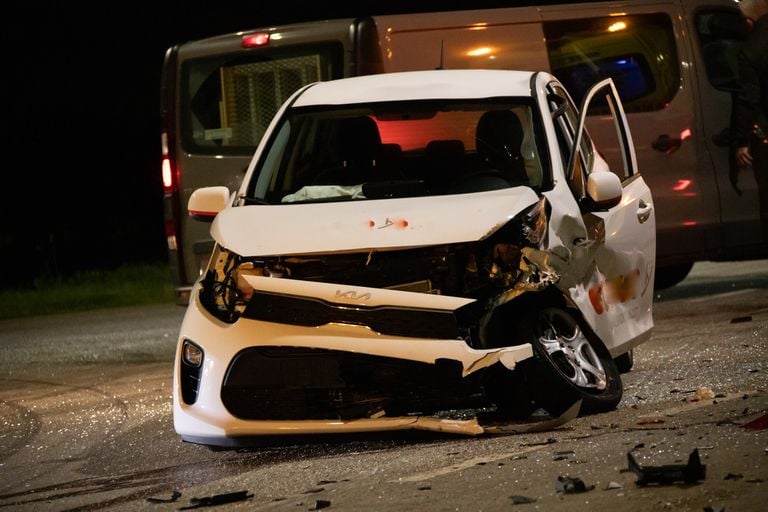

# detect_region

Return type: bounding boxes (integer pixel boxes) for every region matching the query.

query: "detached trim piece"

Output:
[242,290,461,339]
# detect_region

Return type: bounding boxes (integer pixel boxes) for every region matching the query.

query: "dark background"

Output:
[0,1,553,289]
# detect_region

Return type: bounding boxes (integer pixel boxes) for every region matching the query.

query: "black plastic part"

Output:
[627,448,706,486]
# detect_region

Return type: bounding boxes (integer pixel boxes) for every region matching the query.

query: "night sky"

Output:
[0,1,541,288]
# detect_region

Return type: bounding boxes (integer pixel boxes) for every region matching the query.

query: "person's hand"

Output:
[736,146,753,168]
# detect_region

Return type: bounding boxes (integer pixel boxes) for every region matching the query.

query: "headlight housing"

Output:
[198,245,284,323]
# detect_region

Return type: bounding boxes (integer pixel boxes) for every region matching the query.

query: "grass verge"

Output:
[0,263,175,320]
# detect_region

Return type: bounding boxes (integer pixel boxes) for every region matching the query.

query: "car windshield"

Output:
[247,99,547,204]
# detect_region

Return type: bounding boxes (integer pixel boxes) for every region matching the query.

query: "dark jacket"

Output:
[734,15,768,148]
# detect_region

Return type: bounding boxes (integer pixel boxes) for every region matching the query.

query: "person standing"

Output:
[734,0,768,244]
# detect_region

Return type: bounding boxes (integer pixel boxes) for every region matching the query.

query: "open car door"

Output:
[568,78,656,356]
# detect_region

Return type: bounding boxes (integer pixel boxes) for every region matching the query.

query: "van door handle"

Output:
[637,199,652,224]
[652,134,682,154]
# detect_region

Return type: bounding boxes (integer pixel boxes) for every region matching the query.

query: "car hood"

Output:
[212,187,540,256]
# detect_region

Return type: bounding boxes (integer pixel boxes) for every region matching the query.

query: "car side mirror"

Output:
[585,172,622,210]
[188,186,230,222]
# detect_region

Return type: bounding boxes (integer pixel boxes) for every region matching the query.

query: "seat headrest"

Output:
[337,116,382,162]
[476,111,523,156]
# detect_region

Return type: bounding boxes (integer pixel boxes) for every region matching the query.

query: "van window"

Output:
[694,9,748,92]
[181,43,343,155]
[544,13,679,113]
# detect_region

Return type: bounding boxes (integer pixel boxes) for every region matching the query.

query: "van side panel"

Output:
[375,8,547,73]
[684,4,764,256]
[540,1,715,266]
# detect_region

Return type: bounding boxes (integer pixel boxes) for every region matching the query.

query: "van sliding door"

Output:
[541,3,715,267]
[688,6,763,252]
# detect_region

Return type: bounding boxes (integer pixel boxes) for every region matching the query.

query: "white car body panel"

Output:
[240,274,474,310]
[213,187,539,256]
[293,69,534,106]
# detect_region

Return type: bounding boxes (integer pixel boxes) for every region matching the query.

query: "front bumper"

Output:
[173,287,533,443]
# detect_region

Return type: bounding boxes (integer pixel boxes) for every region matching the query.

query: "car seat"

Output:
[475,110,528,184]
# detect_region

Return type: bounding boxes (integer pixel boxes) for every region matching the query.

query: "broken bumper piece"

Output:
[179,401,581,447]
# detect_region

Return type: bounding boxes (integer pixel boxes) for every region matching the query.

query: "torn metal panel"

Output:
[491,247,562,308]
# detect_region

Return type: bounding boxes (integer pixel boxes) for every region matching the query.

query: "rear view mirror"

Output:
[586,172,622,210]
[188,186,230,222]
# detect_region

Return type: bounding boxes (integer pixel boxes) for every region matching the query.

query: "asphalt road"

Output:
[0,260,766,511]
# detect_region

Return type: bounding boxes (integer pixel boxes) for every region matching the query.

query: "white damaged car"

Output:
[174,69,655,447]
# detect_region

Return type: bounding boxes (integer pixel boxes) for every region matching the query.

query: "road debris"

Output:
[309,500,331,510]
[605,481,623,490]
[555,475,594,494]
[510,495,537,504]
[146,490,181,503]
[730,315,752,323]
[627,449,706,486]
[179,490,253,509]
[741,412,768,431]
[692,387,715,401]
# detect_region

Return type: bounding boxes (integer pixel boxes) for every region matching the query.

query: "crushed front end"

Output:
[173,198,567,445]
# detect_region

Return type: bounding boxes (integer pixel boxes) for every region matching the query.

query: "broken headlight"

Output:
[198,245,286,323]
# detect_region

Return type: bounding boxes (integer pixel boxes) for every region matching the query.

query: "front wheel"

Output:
[523,307,623,416]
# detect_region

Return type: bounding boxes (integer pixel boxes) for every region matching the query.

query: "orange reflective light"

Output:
[608,21,627,32]
[679,128,692,140]
[672,179,692,191]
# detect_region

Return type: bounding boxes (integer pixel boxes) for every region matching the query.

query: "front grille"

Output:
[241,290,460,339]
[221,347,484,420]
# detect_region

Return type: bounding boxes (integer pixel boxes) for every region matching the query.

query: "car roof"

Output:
[293,69,540,107]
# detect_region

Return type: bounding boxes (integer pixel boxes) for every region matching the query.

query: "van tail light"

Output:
[242,33,269,47]
[161,132,179,193]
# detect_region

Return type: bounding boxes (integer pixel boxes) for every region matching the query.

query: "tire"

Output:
[654,262,693,289]
[523,307,623,416]
[614,349,634,374]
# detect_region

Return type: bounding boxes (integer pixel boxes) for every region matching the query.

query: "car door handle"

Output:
[637,200,652,224]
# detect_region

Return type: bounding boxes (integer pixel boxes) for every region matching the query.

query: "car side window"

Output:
[694,9,747,92]
[547,84,594,199]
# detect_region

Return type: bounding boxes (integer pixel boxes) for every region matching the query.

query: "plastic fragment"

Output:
[555,475,594,494]
[627,449,706,486]
[146,490,181,503]
[309,500,332,510]
[179,490,253,509]
[741,413,768,431]
[637,418,665,425]
[605,481,623,490]
[510,495,537,504]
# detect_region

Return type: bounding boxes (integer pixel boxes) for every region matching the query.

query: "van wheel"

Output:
[524,307,623,416]
[654,262,693,289]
